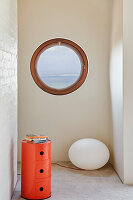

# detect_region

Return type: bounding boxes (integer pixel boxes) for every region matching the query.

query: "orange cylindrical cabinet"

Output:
[21,140,51,199]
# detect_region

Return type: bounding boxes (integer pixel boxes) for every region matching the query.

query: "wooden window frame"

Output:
[30,38,88,95]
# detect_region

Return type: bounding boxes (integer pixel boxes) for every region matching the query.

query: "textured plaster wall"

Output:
[109,0,123,181]
[18,0,112,162]
[123,0,133,185]
[0,0,18,199]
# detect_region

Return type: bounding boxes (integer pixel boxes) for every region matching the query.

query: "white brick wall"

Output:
[0,0,17,199]
[0,34,17,91]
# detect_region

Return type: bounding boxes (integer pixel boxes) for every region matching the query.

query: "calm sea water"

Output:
[40,75,79,89]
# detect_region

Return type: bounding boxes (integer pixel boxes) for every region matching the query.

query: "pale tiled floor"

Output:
[12,162,133,200]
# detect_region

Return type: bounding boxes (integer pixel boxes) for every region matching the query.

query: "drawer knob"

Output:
[40,169,44,173]
[40,151,44,155]
[40,187,43,191]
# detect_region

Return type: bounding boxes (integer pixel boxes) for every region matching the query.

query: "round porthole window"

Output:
[30,38,88,95]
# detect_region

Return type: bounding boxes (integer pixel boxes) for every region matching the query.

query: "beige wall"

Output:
[110,0,133,184]
[123,0,133,185]
[0,0,18,199]
[18,0,112,161]
[109,0,123,181]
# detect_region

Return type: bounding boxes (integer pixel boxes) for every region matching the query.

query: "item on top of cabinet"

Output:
[25,134,48,143]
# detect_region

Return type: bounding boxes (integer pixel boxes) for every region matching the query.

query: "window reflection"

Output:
[37,45,81,89]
